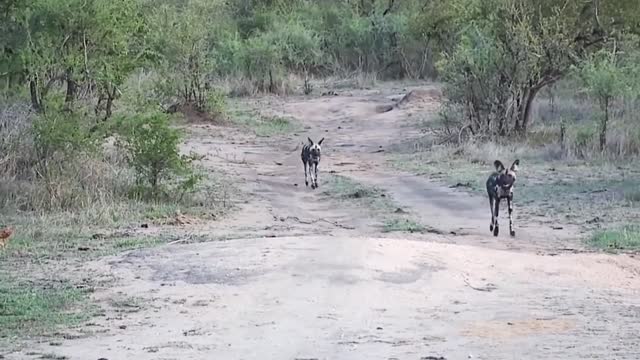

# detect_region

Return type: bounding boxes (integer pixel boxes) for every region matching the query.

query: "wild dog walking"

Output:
[486,159,520,237]
[301,137,324,189]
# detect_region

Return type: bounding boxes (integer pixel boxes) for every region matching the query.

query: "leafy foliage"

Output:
[435,0,639,137]
[2,0,147,116]
[146,0,230,111]
[575,49,631,151]
[33,110,93,162]
[115,113,199,198]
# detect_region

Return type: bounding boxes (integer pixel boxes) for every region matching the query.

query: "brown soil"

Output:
[9,83,640,360]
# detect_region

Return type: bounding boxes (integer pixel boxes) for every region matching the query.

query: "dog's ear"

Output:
[494,160,505,172]
[510,159,520,172]
[307,137,314,145]
[318,137,324,145]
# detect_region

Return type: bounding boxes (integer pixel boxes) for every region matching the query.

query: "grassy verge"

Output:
[322,174,429,234]
[323,174,390,209]
[588,225,640,251]
[227,102,299,137]
[0,278,93,340]
[382,218,425,233]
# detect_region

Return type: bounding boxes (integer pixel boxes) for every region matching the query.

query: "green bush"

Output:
[30,106,101,209]
[241,32,284,93]
[206,89,227,120]
[575,49,630,151]
[571,123,597,158]
[146,0,232,111]
[589,225,640,250]
[33,110,94,162]
[115,113,199,199]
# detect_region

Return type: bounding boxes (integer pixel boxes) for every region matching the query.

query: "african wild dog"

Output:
[486,159,520,237]
[301,137,324,189]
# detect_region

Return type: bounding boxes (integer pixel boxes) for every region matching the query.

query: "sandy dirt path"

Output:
[11,85,640,359]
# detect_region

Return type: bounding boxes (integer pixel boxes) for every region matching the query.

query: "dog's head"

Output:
[493,159,519,191]
[307,137,324,157]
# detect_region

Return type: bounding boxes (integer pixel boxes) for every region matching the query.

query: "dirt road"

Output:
[15,85,640,359]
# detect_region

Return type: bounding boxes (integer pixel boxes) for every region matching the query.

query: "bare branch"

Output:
[42,74,65,97]
[382,0,396,16]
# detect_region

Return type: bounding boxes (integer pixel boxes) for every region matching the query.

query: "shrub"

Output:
[33,109,95,164]
[146,0,232,113]
[574,49,630,152]
[205,89,227,120]
[0,101,132,212]
[589,225,640,250]
[570,123,598,159]
[31,106,100,209]
[241,32,284,93]
[115,113,199,199]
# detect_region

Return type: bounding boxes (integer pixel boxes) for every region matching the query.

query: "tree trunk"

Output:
[268,69,274,94]
[105,93,113,119]
[549,85,556,118]
[105,95,113,119]
[29,79,42,113]
[303,68,312,95]
[600,97,609,152]
[560,120,566,153]
[103,85,116,120]
[518,85,542,134]
[64,69,76,111]
[497,109,506,136]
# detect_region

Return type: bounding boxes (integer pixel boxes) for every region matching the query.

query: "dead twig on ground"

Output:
[277,215,356,230]
[462,274,497,292]
[167,233,198,245]
[167,238,188,245]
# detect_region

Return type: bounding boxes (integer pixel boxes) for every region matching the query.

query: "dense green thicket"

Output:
[2,0,638,124]
[1,0,440,107]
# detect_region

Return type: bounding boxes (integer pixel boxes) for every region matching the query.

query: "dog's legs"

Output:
[493,198,500,236]
[304,161,309,187]
[314,162,319,188]
[489,196,495,232]
[309,163,316,189]
[508,196,515,237]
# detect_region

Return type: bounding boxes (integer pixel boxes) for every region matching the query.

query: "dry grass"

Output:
[531,86,640,159]
[217,74,300,98]
[0,102,132,212]
[325,71,379,90]
[217,71,380,98]
[0,100,240,344]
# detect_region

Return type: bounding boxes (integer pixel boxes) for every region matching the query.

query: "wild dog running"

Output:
[486,159,520,237]
[301,137,324,189]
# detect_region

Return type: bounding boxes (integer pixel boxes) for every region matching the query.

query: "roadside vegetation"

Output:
[1,0,639,344]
